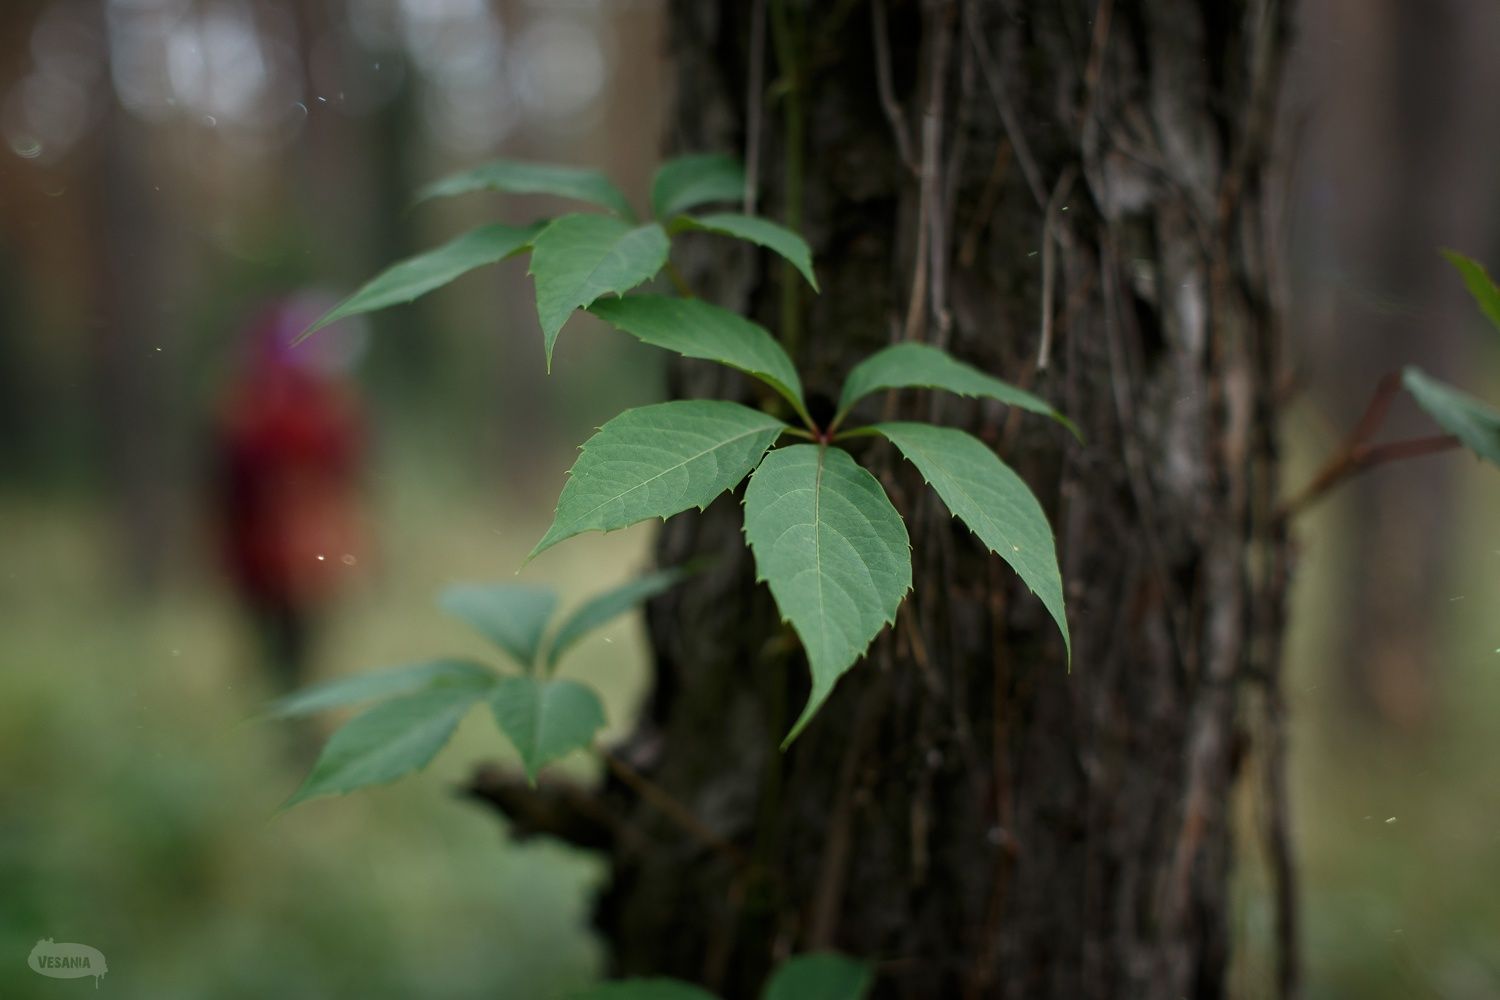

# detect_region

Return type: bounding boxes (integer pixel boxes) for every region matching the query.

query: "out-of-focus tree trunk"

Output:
[585,2,1298,997]
[89,99,176,588]
[1289,0,1500,730]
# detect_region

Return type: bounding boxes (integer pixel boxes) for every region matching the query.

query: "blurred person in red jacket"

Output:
[213,294,368,693]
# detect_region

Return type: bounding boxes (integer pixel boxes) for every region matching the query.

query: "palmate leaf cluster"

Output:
[300,152,1074,751]
[271,568,687,804]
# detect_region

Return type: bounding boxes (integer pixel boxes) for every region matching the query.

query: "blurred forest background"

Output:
[1,1,1497,997]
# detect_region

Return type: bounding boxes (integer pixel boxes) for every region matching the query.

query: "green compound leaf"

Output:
[264,658,496,719]
[589,295,808,423]
[836,342,1076,438]
[284,683,492,806]
[1403,367,1500,466]
[546,565,691,670]
[743,445,911,746]
[874,423,1070,661]
[529,214,670,369]
[299,224,540,342]
[438,583,559,671]
[571,980,719,1000]
[762,953,874,1000]
[488,676,607,783]
[418,158,633,219]
[1442,248,1500,335]
[674,213,818,292]
[532,401,787,559]
[650,153,745,220]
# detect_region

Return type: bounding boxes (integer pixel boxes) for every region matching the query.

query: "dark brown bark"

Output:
[479,2,1297,997]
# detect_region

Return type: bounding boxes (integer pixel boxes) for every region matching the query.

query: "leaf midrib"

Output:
[896,433,1043,575]
[564,422,779,526]
[812,447,829,667]
[574,223,654,303]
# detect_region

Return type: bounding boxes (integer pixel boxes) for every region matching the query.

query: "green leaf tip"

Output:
[588,295,808,419]
[837,342,1077,439]
[1441,248,1500,336]
[437,582,558,672]
[874,422,1071,663]
[418,157,634,219]
[531,400,786,560]
[545,565,693,670]
[529,214,670,368]
[488,676,607,784]
[763,952,874,1000]
[1403,366,1500,467]
[295,223,540,345]
[650,153,745,220]
[264,658,495,720]
[283,683,490,808]
[673,213,819,292]
[742,445,912,746]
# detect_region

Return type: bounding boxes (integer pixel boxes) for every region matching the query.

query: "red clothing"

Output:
[217,364,364,608]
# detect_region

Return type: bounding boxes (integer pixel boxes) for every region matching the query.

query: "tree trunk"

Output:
[488,2,1296,997]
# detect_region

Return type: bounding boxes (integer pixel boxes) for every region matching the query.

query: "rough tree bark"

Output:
[478,2,1296,997]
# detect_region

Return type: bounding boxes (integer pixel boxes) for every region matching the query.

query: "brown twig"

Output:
[1276,433,1460,522]
[963,0,1046,209]
[965,558,1018,1000]
[744,0,768,214]
[807,668,888,948]
[665,260,695,298]
[923,0,957,350]
[872,0,918,174]
[957,141,1011,267]
[1077,0,1114,132]
[1038,166,1077,371]
[604,751,749,869]
[1274,370,1461,521]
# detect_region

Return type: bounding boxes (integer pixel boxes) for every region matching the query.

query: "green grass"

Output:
[0,465,659,997]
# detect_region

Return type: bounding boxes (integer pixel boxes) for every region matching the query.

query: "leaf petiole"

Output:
[831,424,880,442]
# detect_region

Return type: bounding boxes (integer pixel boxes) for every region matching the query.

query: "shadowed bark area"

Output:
[486,3,1295,998]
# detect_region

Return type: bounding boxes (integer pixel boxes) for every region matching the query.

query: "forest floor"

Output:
[1232,410,1500,999]
[1,424,1497,998]
[0,459,658,998]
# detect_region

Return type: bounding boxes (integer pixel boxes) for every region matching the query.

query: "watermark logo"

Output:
[28,939,108,988]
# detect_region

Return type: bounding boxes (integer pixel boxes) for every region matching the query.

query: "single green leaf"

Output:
[674,213,818,292]
[529,214,670,369]
[532,401,787,559]
[874,423,1070,660]
[418,158,633,218]
[589,296,808,422]
[742,445,911,745]
[836,342,1076,438]
[438,583,558,671]
[284,685,488,806]
[1442,248,1500,334]
[488,676,607,783]
[762,953,874,1000]
[264,658,495,719]
[299,224,539,341]
[546,566,692,669]
[1403,367,1500,466]
[650,153,745,220]
[572,980,719,1000]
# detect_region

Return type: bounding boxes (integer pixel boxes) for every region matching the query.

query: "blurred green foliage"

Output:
[0,442,666,996]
